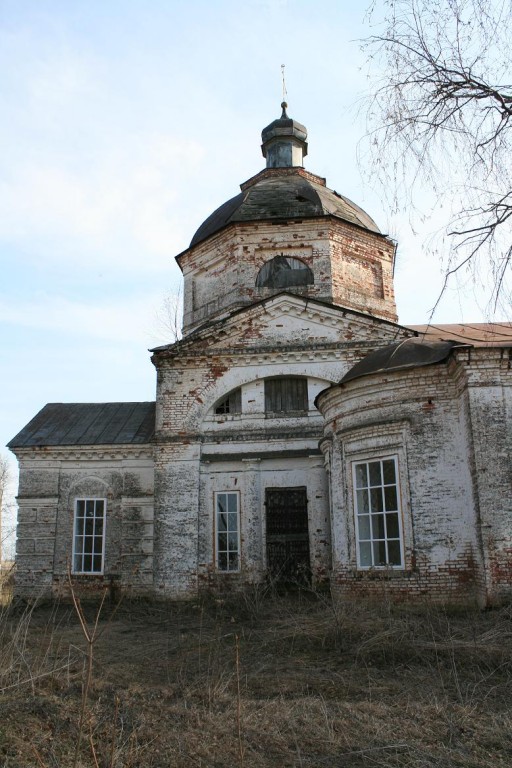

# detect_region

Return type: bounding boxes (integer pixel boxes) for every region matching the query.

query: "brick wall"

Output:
[179,217,397,336]
[14,447,154,600]
[318,347,512,606]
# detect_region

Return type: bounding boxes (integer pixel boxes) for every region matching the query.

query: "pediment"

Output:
[162,294,413,355]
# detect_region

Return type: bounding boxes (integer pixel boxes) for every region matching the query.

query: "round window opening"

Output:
[256,255,314,289]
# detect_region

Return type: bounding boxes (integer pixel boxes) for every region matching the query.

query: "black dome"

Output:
[190,170,381,247]
[340,339,461,385]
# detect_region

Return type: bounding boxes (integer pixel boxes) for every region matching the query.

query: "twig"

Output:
[235,633,245,768]
[68,565,108,768]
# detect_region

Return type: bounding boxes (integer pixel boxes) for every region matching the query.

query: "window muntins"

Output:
[214,388,242,415]
[72,498,106,575]
[256,256,314,289]
[265,377,308,416]
[215,492,240,572]
[353,457,404,569]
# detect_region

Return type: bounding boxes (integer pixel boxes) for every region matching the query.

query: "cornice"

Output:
[14,445,155,462]
[154,338,411,368]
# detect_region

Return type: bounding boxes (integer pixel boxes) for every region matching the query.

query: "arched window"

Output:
[214,388,242,415]
[256,255,314,289]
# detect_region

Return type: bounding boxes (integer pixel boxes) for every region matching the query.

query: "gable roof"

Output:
[7,402,155,449]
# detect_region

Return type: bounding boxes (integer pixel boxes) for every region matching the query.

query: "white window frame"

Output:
[352,456,404,570]
[215,491,241,572]
[72,498,107,575]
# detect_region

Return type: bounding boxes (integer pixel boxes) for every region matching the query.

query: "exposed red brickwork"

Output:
[332,546,484,605]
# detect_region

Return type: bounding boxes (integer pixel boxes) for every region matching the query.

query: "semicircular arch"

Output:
[256,255,314,289]
[184,368,335,432]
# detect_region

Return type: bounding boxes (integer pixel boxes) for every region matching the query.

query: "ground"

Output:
[1,586,511,767]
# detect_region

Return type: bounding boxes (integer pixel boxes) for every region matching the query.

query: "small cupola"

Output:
[261,102,308,168]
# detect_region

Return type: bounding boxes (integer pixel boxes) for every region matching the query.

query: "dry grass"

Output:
[1,589,512,767]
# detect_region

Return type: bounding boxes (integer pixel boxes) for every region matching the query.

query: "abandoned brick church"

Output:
[8,105,512,605]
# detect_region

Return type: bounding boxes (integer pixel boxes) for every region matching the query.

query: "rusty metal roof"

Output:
[408,322,512,347]
[340,339,462,385]
[189,168,381,248]
[7,402,155,449]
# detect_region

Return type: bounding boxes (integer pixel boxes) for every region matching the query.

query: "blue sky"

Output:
[0,0,490,527]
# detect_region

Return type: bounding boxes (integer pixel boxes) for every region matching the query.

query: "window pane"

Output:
[228,512,238,531]
[373,541,387,566]
[218,552,228,570]
[370,488,384,513]
[228,494,238,513]
[218,533,227,551]
[217,495,227,514]
[228,551,239,570]
[83,536,93,555]
[386,513,399,539]
[218,514,227,532]
[382,460,396,484]
[86,499,95,516]
[76,500,85,516]
[388,540,402,566]
[358,515,371,540]
[355,464,367,489]
[356,489,369,514]
[84,517,94,536]
[228,532,238,550]
[384,486,398,511]
[359,541,372,567]
[368,462,382,486]
[371,514,385,539]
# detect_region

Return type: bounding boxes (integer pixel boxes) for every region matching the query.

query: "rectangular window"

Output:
[72,498,106,574]
[215,492,240,572]
[264,377,308,415]
[353,458,403,569]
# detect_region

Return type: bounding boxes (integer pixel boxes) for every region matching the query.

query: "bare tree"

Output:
[0,454,11,564]
[154,283,183,344]
[363,0,512,313]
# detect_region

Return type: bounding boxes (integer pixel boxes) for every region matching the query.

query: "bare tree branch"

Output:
[363,0,512,313]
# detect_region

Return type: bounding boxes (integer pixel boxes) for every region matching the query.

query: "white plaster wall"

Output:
[198,455,329,583]
[318,360,484,601]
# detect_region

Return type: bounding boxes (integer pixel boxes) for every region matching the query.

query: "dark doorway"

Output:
[265,487,311,584]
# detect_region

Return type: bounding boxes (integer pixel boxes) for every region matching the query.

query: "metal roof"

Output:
[408,322,512,347]
[189,169,381,248]
[7,402,155,449]
[340,339,461,385]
